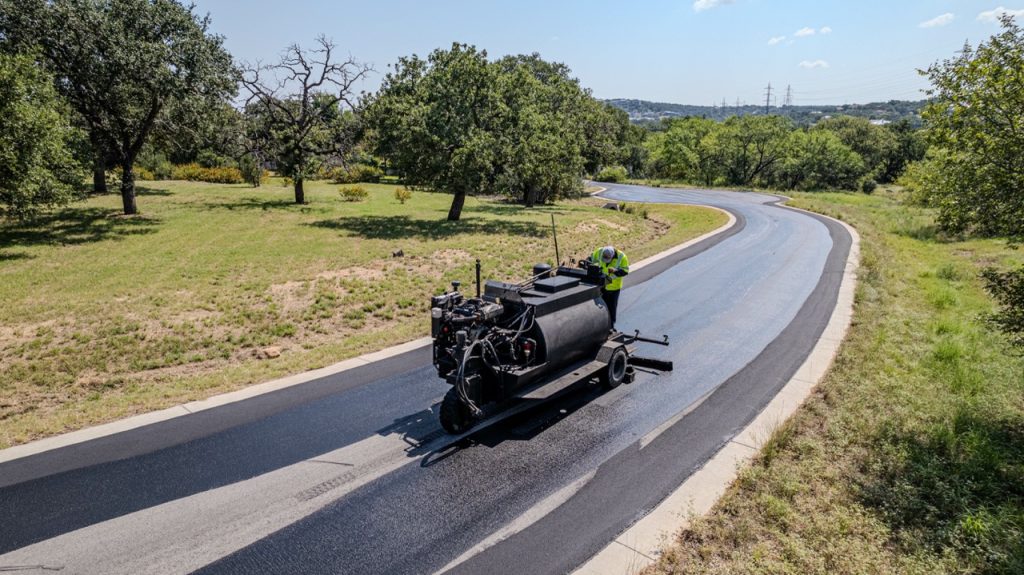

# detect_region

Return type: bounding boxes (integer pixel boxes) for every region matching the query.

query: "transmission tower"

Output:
[764,82,773,115]
[784,84,793,107]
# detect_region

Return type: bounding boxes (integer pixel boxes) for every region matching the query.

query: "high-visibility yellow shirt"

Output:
[591,248,630,291]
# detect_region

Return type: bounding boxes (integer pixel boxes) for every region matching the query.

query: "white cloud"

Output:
[693,0,735,12]
[768,36,786,45]
[920,13,955,28]
[977,6,1024,22]
[794,27,816,37]
[799,60,830,69]
[819,26,833,34]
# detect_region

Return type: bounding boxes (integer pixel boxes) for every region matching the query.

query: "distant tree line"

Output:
[631,114,925,191]
[606,98,926,127]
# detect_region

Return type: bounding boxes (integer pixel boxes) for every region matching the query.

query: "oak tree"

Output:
[240,37,371,204]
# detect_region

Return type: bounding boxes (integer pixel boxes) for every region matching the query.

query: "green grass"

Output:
[647,187,1024,574]
[0,178,724,447]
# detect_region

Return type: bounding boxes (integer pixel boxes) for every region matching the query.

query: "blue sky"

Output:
[193,1,1022,106]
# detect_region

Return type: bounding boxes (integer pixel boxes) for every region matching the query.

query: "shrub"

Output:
[861,179,878,194]
[339,185,369,202]
[328,163,383,184]
[394,187,412,204]
[196,149,236,169]
[618,203,649,219]
[136,149,173,180]
[171,163,244,184]
[238,155,267,187]
[595,165,628,183]
[982,266,1024,348]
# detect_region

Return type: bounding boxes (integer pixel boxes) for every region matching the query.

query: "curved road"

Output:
[0,184,850,574]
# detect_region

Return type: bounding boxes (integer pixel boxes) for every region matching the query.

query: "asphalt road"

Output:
[0,183,850,574]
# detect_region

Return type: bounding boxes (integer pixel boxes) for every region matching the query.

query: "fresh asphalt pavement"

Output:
[0,183,850,574]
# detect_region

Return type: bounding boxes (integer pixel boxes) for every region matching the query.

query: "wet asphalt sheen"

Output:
[0,184,850,574]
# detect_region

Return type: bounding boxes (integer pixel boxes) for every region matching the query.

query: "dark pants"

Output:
[601,288,620,327]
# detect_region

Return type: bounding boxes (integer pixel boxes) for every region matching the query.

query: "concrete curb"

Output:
[573,211,860,575]
[0,208,739,466]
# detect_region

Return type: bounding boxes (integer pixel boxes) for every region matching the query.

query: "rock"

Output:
[259,346,282,359]
[602,202,620,210]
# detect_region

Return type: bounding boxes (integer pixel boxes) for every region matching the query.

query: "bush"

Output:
[171,163,244,184]
[327,164,383,184]
[617,202,649,219]
[394,187,412,204]
[861,179,878,194]
[595,165,628,183]
[136,149,173,180]
[982,266,1024,348]
[196,149,236,169]
[238,155,267,187]
[339,185,369,202]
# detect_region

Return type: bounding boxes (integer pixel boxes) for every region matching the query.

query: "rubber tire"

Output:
[440,387,476,434]
[600,347,629,389]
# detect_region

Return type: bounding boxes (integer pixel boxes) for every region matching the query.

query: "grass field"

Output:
[0,179,725,448]
[647,188,1024,574]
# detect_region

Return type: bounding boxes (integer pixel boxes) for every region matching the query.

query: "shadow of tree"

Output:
[0,251,32,262]
[470,203,573,217]
[859,408,1024,572]
[135,185,174,196]
[198,197,304,211]
[309,215,548,240]
[0,206,160,252]
[893,223,961,244]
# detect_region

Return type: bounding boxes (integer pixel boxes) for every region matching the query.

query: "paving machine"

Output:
[430,259,674,433]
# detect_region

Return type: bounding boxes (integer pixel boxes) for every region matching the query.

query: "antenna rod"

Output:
[550,214,561,266]
[475,259,481,298]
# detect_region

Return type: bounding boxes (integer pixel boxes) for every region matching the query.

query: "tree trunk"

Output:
[294,177,305,204]
[93,153,107,193]
[524,185,538,208]
[120,162,138,215]
[447,190,466,221]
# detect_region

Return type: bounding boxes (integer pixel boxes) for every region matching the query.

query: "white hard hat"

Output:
[600,246,615,263]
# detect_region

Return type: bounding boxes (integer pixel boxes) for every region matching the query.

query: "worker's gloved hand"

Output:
[613,268,628,277]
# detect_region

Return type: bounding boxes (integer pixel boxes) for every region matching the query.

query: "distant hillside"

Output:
[606,98,926,127]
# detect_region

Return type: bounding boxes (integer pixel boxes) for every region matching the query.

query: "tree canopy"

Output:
[915,14,1024,241]
[240,36,371,204]
[2,0,237,215]
[0,52,83,218]
[365,44,611,220]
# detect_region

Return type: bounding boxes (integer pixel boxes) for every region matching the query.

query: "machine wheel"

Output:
[440,388,476,434]
[600,347,629,389]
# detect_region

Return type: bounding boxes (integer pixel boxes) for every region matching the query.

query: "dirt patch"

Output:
[268,280,314,313]
[432,248,473,266]
[173,309,219,323]
[593,218,629,232]
[317,267,386,282]
[573,221,599,234]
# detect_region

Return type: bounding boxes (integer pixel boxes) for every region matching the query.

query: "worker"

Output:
[590,245,629,327]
